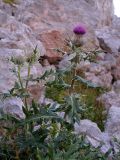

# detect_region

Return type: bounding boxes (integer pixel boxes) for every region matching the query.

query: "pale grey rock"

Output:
[99,53,117,70]
[2,0,113,51]
[74,119,102,147]
[74,120,114,154]
[111,56,120,80]
[112,80,120,94]
[88,63,106,74]
[0,97,25,119]
[58,54,72,70]
[101,133,112,154]
[0,0,114,94]
[76,60,91,72]
[112,67,120,80]
[98,91,120,110]
[96,26,120,55]
[0,10,45,55]
[0,10,45,92]
[78,56,114,88]
[85,71,112,88]
[105,106,120,141]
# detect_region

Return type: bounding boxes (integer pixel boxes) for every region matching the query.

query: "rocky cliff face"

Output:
[1,0,120,156]
[0,0,114,92]
[0,0,114,54]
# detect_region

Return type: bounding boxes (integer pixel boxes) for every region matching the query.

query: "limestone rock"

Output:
[98,91,120,110]
[0,97,25,119]
[112,67,120,80]
[112,80,120,94]
[74,120,113,153]
[0,9,45,92]
[0,0,114,93]
[96,27,120,55]
[101,132,112,154]
[74,119,102,147]
[0,0,113,51]
[112,56,120,80]
[105,106,120,140]
[85,66,113,88]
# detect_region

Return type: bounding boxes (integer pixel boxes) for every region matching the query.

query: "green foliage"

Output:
[45,41,106,130]
[0,43,110,160]
[2,0,16,5]
[0,102,109,160]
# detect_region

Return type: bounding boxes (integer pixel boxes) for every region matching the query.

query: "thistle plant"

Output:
[45,25,104,126]
[0,27,110,159]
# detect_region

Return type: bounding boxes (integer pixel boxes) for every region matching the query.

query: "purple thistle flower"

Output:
[73,25,86,35]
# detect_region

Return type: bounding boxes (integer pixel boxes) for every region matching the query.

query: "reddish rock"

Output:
[37,30,65,57]
[27,84,45,104]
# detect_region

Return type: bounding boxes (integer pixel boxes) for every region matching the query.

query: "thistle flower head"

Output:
[26,46,38,65]
[73,25,86,35]
[10,56,24,65]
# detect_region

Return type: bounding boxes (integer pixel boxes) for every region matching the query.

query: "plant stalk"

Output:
[17,65,24,89]
[24,63,31,112]
[25,63,31,89]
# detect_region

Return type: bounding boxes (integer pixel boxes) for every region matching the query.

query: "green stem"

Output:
[25,63,31,89]
[24,64,31,112]
[69,68,77,94]
[24,98,28,112]
[69,52,78,94]
[17,65,24,89]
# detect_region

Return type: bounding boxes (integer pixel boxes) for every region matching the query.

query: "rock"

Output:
[4,0,113,51]
[95,18,120,84]
[99,53,117,70]
[27,84,45,105]
[101,132,112,154]
[85,70,112,88]
[112,67,120,80]
[105,106,120,140]
[37,30,65,57]
[74,120,113,154]
[98,91,120,110]
[112,56,120,80]
[0,0,115,94]
[0,97,25,119]
[74,119,102,147]
[96,27,120,54]
[112,80,120,94]
[76,60,91,72]
[0,10,45,54]
[88,63,106,74]
[0,9,45,93]
[94,0,113,27]
[98,72,113,88]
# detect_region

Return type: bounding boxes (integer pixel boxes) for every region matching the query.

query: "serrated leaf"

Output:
[75,75,101,89]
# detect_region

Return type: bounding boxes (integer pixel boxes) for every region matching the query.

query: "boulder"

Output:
[96,25,120,55]
[74,119,102,147]
[0,97,25,119]
[112,80,120,94]
[105,106,120,140]
[98,91,120,110]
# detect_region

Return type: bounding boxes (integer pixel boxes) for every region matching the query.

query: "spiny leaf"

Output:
[74,75,101,89]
